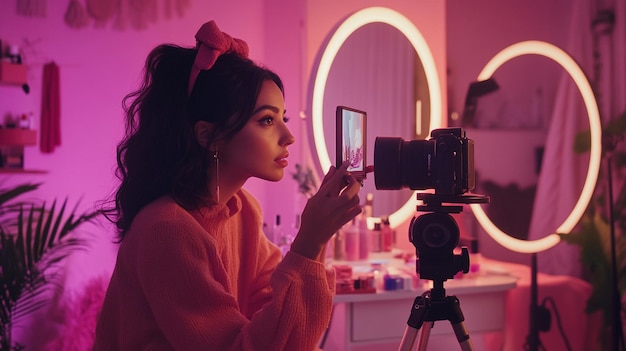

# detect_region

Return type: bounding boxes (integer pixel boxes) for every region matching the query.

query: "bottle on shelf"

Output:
[18,113,32,129]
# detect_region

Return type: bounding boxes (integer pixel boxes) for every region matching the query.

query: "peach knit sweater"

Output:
[93,189,335,350]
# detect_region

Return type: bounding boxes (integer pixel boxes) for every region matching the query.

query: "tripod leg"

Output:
[398,326,419,351]
[417,321,434,351]
[451,321,474,351]
[398,294,429,351]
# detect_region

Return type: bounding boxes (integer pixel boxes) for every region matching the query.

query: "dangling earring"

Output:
[210,149,220,204]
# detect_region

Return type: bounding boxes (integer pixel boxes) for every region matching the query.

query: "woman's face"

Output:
[219,80,295,183]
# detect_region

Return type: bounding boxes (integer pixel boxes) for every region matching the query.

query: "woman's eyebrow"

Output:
[253,105,285,115]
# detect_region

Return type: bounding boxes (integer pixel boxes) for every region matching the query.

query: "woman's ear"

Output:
[194,121,214,148]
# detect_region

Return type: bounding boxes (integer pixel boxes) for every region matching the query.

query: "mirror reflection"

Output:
[321,23,430,217]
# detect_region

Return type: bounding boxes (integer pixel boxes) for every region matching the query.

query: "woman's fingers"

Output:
[339,170,361,199]
[311,166,362,233]
[319,164,338,187]
[291,161,364,260]
[318,161,353,198]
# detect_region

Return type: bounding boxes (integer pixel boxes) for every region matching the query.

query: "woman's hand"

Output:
[290,161,362,260]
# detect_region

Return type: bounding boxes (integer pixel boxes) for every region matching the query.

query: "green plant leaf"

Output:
[0,184,39,207]
[561,211,625,330]
[573,111,626,154]
[0,183,99,350]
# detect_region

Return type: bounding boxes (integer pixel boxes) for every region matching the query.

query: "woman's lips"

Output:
[275,153,289,167]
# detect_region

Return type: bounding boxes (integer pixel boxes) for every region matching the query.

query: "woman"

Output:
[94,21,362,350]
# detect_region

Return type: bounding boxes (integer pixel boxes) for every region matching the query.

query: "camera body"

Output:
[373,127,485,282]
[374,127,475,196]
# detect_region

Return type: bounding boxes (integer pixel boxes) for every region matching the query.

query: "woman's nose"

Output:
[281,125,295,146]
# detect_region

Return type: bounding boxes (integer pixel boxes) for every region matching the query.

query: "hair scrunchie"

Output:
[188,20,249,95]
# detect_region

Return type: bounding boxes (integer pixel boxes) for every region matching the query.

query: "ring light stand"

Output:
[468,41,602,351]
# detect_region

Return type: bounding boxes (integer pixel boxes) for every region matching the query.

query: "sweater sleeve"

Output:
[134,219,334,351]
[241,251,335,350]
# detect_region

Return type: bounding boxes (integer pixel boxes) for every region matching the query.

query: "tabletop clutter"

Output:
[325,208,483,295]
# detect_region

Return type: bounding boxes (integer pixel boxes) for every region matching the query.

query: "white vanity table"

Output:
[322,274,517,351]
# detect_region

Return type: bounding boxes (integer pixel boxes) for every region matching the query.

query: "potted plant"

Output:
[0,183,98,350]
[560,111,626,350]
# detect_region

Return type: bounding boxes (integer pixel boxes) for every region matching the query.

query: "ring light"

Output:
[470,40,602,253]
[311,7,443,228]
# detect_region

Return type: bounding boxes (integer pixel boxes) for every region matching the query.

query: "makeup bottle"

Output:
[272,215,282,245]
[363,193,374,218]
[370,222,382,253]
[343,219,360,261]
[357,214,370,260]
[380,216,393,252]
[333,230,345,261]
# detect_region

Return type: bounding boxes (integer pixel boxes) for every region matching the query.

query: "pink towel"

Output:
[40,61,61,153]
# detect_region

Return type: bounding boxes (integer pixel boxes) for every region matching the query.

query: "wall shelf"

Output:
[0,62,28,85]
[0,62,36,172]
[0,129,37,145]
[0,168,46,174]
[0,129,42,172]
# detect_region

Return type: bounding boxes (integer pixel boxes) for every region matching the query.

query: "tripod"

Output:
[398,278,473,351]
[396,193,488,350]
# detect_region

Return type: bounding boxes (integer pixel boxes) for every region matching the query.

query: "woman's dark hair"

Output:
[103,44,283,240]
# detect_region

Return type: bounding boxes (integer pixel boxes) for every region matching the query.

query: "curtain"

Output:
[528,0,626,276]
[40,61,61,153]
[528,0,593,277]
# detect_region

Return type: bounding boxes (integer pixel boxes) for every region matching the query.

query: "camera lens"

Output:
[373,128,476,195]
[373,137,433,190]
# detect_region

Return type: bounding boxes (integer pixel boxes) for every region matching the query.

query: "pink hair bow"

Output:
[188,20,249,94]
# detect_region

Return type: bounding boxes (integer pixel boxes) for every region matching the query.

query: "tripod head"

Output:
[409,193,489,293]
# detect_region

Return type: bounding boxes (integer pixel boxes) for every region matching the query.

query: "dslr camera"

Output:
[373,127,486,281]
